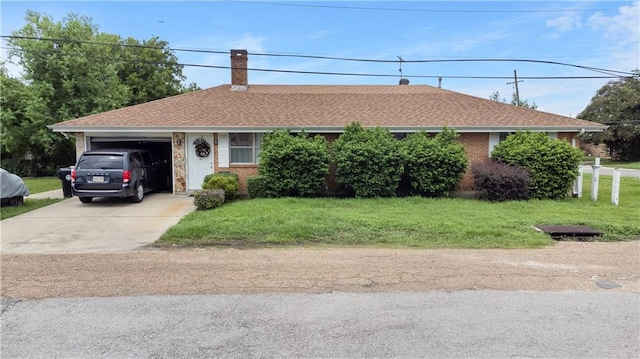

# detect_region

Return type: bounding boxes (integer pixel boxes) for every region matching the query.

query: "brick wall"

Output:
[457,133,489,190]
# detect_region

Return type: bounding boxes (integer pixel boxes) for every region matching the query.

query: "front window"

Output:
[230,133,262,164]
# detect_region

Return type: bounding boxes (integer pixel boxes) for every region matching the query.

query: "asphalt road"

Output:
[1,291,638,358]
[581,166,640,178]
[2,243,639,358]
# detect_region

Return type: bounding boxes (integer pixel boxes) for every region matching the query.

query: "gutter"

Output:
[48,125,608,134]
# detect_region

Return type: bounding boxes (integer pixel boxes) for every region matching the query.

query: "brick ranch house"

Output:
[50,49,606,195]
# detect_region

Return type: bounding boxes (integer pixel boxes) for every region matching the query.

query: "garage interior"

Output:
[88,138,173,192]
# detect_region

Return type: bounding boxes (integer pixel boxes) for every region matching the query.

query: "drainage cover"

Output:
[534,225,602,240]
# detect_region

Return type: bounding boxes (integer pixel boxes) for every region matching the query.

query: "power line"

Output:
[2,35,633,78]
[233,1,612,14]
[0,45,623,80]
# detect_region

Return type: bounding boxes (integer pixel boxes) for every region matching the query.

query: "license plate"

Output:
[92,176,105,183]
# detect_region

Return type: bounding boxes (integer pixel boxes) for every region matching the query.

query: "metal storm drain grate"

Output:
[534,225,602,240]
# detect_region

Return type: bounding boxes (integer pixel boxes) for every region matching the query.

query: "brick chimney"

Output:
[230,49,248,91]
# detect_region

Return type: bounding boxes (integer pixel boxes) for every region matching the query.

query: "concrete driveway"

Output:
[0,193,196,254]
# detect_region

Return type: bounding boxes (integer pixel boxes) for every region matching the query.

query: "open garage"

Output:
[86,136,174,191]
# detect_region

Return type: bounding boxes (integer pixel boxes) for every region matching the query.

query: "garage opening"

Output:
[88,137,173,191]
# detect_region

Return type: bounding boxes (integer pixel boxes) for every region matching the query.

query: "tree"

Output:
[116,36,188,106]
[577,71,640,161]
[489,91,538,109]
[1,11,195,175]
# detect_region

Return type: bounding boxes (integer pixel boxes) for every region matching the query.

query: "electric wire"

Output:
[1,35,634,80]
[232,1,613,14]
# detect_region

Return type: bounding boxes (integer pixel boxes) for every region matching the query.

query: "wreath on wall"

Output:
[193,137,211,158]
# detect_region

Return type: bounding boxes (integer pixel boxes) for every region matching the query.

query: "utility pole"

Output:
[507,70,523,106]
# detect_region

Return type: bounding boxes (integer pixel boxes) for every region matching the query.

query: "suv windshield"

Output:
[76,154,124,170]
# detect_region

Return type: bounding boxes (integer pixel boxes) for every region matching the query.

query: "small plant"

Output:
[246,175,275,199]
[202,174,238,201]
[202,172,238,187]
[193,189,226,210]
[471,161,530,202]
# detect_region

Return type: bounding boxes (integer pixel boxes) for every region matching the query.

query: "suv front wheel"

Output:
[130,182,144,203]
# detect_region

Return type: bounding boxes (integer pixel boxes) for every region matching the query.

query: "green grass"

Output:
[0,198,62,220]
[0,177,63,220]
[23,176,61,194]
[157,175,640,249]
[581,158,640,170]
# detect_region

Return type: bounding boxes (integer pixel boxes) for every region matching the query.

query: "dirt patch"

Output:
[1,241,638,300]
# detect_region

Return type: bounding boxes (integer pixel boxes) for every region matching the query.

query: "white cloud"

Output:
[546,13,582,32]
[587,1,640,72]
[228,33,266,53]
[588,1,640,44]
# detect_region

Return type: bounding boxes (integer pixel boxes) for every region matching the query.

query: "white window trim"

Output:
[488,133,501,156]
[218,133,229,167]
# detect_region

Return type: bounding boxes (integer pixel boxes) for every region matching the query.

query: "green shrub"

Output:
[202,172,238,187]
[246,175,275,198]
[258,130,330,197]
[202,174,238,201]
[402,128,468,197]
[491,131,583,199]
[193,189,225,210]
[471,161,531,202]
[333,122,406,198]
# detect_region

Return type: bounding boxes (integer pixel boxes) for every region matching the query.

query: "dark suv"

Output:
[71,149,169,203]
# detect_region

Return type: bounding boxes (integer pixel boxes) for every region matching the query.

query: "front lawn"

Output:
[0,177,63,220]
[23,176,61,194]
[157,175,639,249]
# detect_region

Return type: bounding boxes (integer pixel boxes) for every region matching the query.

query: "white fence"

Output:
[573,158,623,205]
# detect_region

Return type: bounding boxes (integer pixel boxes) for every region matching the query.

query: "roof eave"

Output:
[49,125,608,134]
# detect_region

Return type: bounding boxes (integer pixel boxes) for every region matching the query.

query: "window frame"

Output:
[229,133,262,164]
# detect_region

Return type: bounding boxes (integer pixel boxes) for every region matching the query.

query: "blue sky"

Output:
[1,1,638,118]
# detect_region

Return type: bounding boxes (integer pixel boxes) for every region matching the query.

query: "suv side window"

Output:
[130,155,142,170]
[140,152,153,166]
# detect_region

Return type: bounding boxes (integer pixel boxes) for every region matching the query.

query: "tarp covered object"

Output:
[0,168,29,198]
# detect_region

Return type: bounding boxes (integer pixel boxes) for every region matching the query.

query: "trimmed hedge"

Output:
[491,131,583,199]
[471,161,531,202]
[247,175,274,199]
[403,128,468,197]
[258,130,330,197]
[333,122,406,198]
[193,189,226,210]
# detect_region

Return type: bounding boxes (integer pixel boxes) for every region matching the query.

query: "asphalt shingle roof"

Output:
[51,84,604,132]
